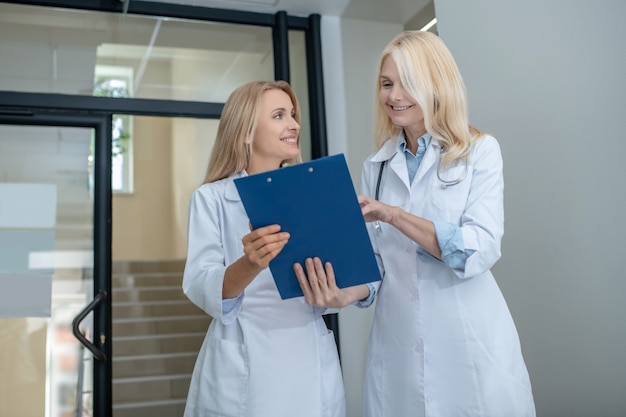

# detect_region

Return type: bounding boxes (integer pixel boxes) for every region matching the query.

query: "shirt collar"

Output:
[370,131,439,163]
[399,131,432,153]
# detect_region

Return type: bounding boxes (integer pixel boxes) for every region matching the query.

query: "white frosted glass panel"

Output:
[0,230,55,273]
[29,250,93,269]
[0,183,57,228]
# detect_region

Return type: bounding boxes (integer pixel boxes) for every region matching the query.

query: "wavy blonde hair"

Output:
[204,80,302,183]
[375,31,482,167]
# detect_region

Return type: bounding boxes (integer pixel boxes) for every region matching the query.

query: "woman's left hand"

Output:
[294,257,349,308]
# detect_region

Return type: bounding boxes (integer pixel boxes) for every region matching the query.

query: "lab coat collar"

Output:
[370,135,400,163]
[224,171,246,202]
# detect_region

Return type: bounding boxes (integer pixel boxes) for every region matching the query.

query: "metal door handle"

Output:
[72,290,108,362]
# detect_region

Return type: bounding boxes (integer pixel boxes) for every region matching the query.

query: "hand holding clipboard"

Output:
[234,154,381,299]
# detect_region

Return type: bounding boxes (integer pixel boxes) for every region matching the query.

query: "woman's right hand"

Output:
[223,224,290,299]
[358,194,396,224]
[242,224,290,271]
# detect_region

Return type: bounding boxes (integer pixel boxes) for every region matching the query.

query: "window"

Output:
[93,66,134,193]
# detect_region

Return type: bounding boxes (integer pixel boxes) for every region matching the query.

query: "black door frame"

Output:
[0,110,113,417]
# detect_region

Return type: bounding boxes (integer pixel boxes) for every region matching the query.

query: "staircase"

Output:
[111,259,211,417]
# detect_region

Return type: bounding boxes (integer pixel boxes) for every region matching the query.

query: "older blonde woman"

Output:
[360,30,536,417]
[295,31,536,417]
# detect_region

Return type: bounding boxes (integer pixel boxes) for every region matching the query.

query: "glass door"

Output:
[110,115,217,417]
[0,113,112,417]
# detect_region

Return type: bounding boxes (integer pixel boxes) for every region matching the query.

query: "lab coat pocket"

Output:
[431,165,471,212]
[196,336,249,416]
[320,330,345,417]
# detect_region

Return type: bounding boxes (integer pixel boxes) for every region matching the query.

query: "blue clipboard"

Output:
[234,154,381,299]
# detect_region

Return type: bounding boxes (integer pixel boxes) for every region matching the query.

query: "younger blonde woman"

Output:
[182,80,345,417]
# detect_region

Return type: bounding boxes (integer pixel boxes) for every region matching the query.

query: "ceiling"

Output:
[146,0,433,25]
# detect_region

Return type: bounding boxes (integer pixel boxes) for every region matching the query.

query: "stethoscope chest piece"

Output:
[436,150,468,188]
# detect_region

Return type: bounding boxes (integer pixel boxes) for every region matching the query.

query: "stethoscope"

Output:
[374,150,468,200]
[373,153,468,232]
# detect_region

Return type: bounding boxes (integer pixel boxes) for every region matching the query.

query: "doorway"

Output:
[0,111,220,417]
[0,112,112,417]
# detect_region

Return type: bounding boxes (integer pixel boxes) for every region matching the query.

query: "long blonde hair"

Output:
[204,80,302,183]
[374,31,482,167]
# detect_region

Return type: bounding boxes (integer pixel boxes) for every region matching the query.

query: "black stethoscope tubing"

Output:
[375,161,386,201]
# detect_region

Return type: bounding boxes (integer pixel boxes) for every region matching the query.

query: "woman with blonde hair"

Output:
[359,30,536,417]
[182,80,345,417]
[295,31,536,416]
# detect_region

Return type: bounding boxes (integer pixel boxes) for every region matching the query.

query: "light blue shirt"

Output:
[222,293,241,314]
[400,133,428,184]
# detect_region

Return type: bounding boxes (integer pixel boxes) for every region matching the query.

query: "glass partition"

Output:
[0,2,274,102]
[0,124,95,417]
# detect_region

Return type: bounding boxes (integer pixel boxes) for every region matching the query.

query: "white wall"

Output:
[324,2,626,416]
[321,15,403,417]
[434,1,626,416]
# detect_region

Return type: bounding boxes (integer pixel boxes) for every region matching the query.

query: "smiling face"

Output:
[247,88,301,174]
[378,55,426,142]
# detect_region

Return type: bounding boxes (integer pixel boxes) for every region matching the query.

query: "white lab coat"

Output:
[182,172,345,417]
[361,134,535,417]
